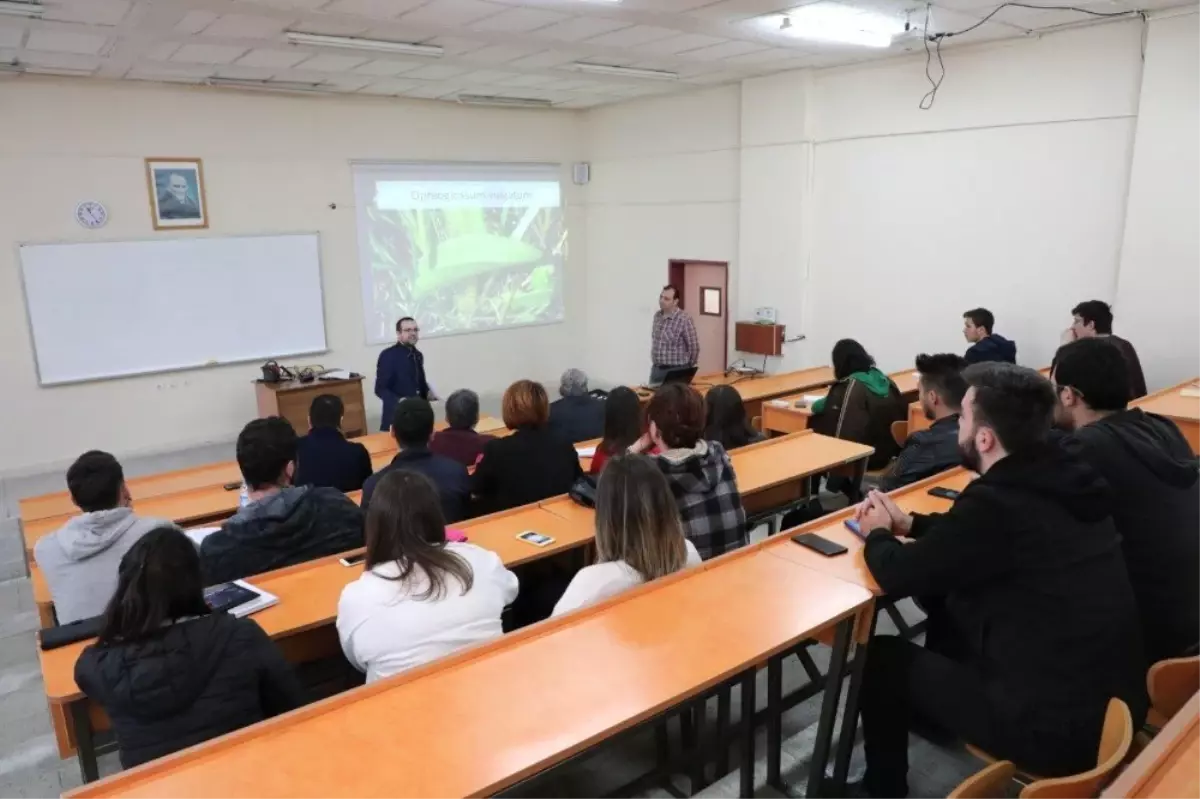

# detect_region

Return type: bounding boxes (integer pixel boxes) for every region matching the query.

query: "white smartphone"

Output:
[516,530,555,547]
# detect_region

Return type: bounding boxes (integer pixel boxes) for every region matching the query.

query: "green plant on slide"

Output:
[366,197,565,339]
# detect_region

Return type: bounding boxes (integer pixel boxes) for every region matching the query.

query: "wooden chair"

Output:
[1146,655,1199,728]
[891,420,909,448]
[954,698,1134,799]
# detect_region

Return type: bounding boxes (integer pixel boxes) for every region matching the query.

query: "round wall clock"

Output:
[75,201,109,229]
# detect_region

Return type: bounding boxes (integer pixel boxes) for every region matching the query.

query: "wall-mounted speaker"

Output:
[572,162,590,185]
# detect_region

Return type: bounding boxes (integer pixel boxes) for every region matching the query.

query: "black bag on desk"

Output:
[40,615,103,650]
[568,475,597,508]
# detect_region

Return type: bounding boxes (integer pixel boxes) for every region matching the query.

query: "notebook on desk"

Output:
[203,580,278,618]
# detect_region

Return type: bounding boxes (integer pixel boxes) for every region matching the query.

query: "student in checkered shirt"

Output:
[649,285,700,385]
[629,383,747,560]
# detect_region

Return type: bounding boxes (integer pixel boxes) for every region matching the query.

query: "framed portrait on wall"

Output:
[145,158,208,230]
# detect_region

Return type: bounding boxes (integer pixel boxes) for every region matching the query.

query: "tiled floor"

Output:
[0,445,983,798]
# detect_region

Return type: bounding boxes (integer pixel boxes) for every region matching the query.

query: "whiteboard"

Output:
[20,233,327,386]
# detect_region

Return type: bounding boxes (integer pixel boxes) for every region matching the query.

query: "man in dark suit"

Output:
[293,395,373,492]
[547,368,605,443]
[363,398,470,523]
[374,316,437,431]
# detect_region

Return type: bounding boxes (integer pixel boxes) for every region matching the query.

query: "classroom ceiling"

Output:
[0,0,1181,108]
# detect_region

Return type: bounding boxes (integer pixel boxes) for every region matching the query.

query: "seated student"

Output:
[548,368,606,443]
[35,451,173,625]
[810,339,906,470]
[472,380,582,514]
[429,389,494,467]
[75,527,303,768]
[1053,338,1199,662]
[630,383,746,560]
[704,385,765,451]
[337,470,517,683]
[554,455,701,616]
[962,307,1017,364]
[879,353,967,491]
[363,398,470,523]
[852,363,1146,798]
[590,386,642,476]
[200,417,364,585]
[293,394,373,492]
[1064,299,1147,398]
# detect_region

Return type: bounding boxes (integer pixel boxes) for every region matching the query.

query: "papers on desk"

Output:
[184,527,220,547]
[575,445,597,458]
[767,399,790,408]
[320,369,355,380]
[1181,387,1200,398]
[476,417,507,434]
[203,580,278,618]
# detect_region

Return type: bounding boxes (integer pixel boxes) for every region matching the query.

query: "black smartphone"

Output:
[928,487,961,501]
[223,481,242,491]
[792,533,848,557]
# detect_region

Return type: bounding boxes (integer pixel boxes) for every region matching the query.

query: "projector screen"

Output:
[353,162,566,343]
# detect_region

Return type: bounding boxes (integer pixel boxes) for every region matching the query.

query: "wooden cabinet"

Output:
[255,377,368,438]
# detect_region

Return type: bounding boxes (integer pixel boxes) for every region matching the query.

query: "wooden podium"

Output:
[255,377,368,437]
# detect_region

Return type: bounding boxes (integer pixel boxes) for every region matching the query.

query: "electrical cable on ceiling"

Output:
[917,2,1147,110]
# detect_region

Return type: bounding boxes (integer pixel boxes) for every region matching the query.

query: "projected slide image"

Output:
[360,177,565,341]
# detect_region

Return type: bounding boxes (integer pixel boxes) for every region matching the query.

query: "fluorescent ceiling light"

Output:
[0,61,25,73]
[207,77,328,94]
[457,93,554,108]
[285,32,443,57]
[773,2,905,48]
[573,62,678,81]
[0,1,42,18]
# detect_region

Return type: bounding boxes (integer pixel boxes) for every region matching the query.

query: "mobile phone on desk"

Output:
[791,533,848,557]
[844,519,868,541]
[927,487,961,501]
[517,531,555,547]
[222,481,241,491]
[339,552,367,567]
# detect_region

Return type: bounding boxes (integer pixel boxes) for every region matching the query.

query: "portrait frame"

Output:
[145,157,208,230]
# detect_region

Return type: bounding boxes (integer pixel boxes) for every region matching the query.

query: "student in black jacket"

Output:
[879,353,966,491]
[852,363,1146,798]
[293,394,373,492]
[962,307,1017,364]
[201,417,364,584]
[473,380,582,514]
[547,368,606,444]
[1053,338,1199,662]
[76,527,303,768]
[1064,300,1148,399]
[363,398,470,522]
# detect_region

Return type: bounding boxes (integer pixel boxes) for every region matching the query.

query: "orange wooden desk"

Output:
[760,368,919,437]
[64,549,873,799]
[637,366,836,418]
[1103,692,1199,798]
[1132,378,1200,455]
[759,468,974,595]
[906,366,1051,437]
[732,430,873,515]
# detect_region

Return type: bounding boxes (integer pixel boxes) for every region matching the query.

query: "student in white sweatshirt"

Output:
[553,454,701,617]
[337,470,518,683]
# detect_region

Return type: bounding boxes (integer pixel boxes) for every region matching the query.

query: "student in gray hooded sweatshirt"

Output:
[34,451,174,624]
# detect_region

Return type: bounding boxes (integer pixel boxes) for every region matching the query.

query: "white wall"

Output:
[0,79,585,474]
[581,86,741,384]
[1113,10,1200,390]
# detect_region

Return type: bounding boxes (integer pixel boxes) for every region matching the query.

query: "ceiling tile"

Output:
[213,63,280,80]
[285,16,372,36]
[293,52,370,70]
[459,44,541,64]
[503,49,577,69]
[352,57,426,75]
[144,41,182,60]
[458,68,522,82]
[176,10,220,34]
[171,43,249,64]
[25,30,110,55]
[556,94,608,108]
[235,48,311,68]
[401,81,463,98]
[634,32,727,54]
[721,46,803,64]
[18,50,101,71]
[399,0,509,26]
[687,0,791,20]
[673,38,766,59]
[494,72,558,86]
[357,77,423,93]
[235,0,329,8]
[0,26,23,49]
[322,0,430,17]
[126,62,217,81]
[468,6,569,32]
[321,73,375,90]
[405,62,470,79]
[424,35,488,54]
[532,16,630,42]
[200,13,292,39]
[537,77,606,91]
[42,0,132,26]
[583,24,677,47]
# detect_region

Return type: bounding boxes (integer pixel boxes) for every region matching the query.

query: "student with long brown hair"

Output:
[553,454,701,616]
[337,470,518,683]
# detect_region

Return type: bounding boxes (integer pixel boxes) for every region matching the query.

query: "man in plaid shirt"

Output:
[650,285,700,384]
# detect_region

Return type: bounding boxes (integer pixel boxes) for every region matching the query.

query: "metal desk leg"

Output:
[689,695,709,793]
[717,686,732,778]
[766,653,785,790]
[830,607,878,793]
[739,669,757,799]
[70,700,99,783]
[807,618,852,798]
